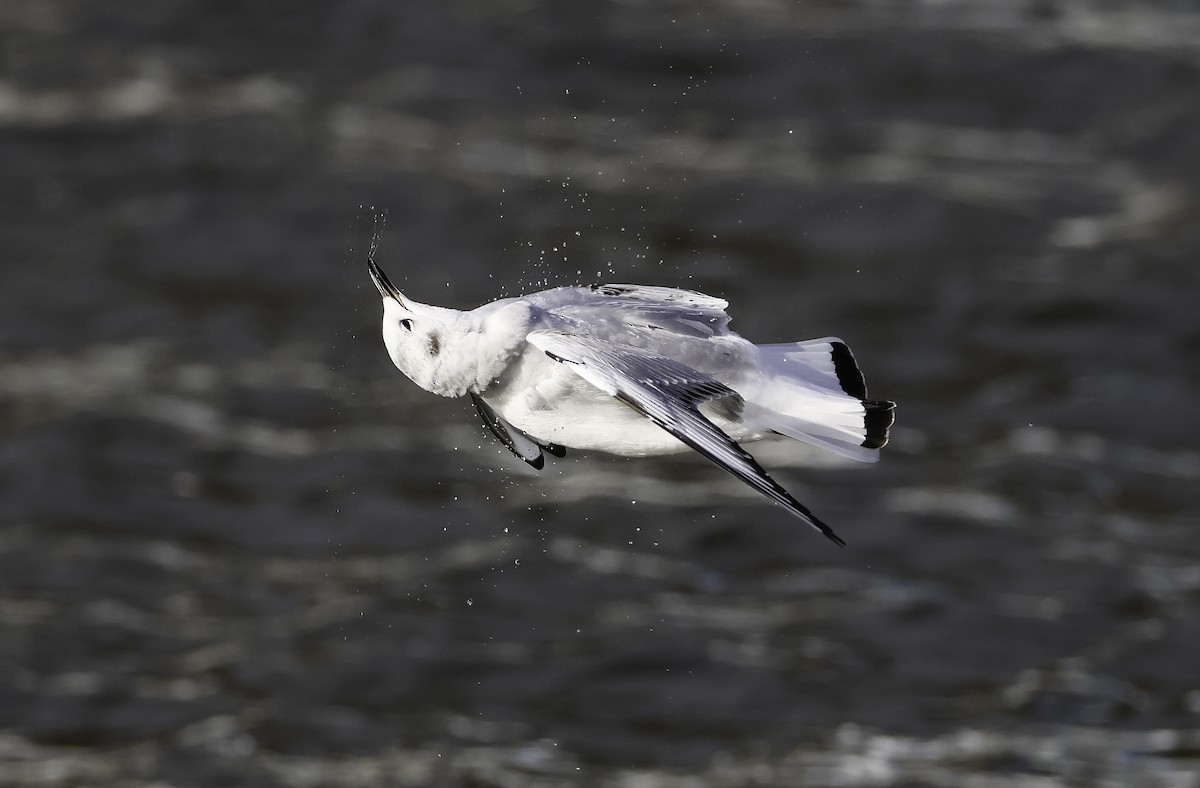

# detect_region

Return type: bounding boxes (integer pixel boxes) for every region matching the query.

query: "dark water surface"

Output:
[3,1,1200,785]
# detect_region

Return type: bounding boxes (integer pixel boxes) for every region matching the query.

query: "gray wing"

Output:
[587,283,728,313]
[470,392,566,470]
[526,330,846,546]
[527,283,733,339]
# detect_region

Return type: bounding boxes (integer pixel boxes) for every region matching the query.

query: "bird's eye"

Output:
[399,319,413,331]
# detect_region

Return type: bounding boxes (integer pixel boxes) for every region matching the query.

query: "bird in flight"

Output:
[368,258,894,546]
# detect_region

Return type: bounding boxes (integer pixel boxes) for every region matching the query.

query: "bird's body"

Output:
[369,260,894,545]
[480,286,763,456]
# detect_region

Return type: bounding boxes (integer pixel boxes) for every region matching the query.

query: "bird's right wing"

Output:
[587,283,729,313]
[526,330,845,546]
[470,392,565,470]
[529,284,733,338]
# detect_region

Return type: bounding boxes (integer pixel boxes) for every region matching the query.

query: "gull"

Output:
[368,258,894,546]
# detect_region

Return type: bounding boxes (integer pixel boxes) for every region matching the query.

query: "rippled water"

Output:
[2,1,1199,785]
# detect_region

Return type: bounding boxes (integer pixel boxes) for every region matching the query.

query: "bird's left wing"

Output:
[526,330,845,546]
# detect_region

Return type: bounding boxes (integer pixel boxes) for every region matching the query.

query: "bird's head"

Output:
[368,258,465,396]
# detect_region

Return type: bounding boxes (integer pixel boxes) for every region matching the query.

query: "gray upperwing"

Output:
[526,331,846,546]
[527,283,734,339]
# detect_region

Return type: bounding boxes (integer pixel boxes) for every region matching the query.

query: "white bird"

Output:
[368,258,894,546]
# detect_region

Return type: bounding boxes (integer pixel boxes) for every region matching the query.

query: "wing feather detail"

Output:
[526,330,845,546]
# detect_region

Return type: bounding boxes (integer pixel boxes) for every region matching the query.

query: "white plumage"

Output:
[369,260,894,546]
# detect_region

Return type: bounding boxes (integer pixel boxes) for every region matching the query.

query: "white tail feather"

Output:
[742,339,890,463]
[744,403,881,463]
[758,338,853,395]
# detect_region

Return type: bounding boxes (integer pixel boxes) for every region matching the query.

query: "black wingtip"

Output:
[862,400,896,449]
[805,509,847,547]
[545,443,567,458]
[527,454,546,470]
[830,341,868,400]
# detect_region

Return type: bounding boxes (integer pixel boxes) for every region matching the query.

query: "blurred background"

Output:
[2,1,1199,785]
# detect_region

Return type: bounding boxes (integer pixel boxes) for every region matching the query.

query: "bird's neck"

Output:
[424,301,534,398]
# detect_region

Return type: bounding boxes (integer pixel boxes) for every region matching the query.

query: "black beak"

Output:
[368,258,404,302]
